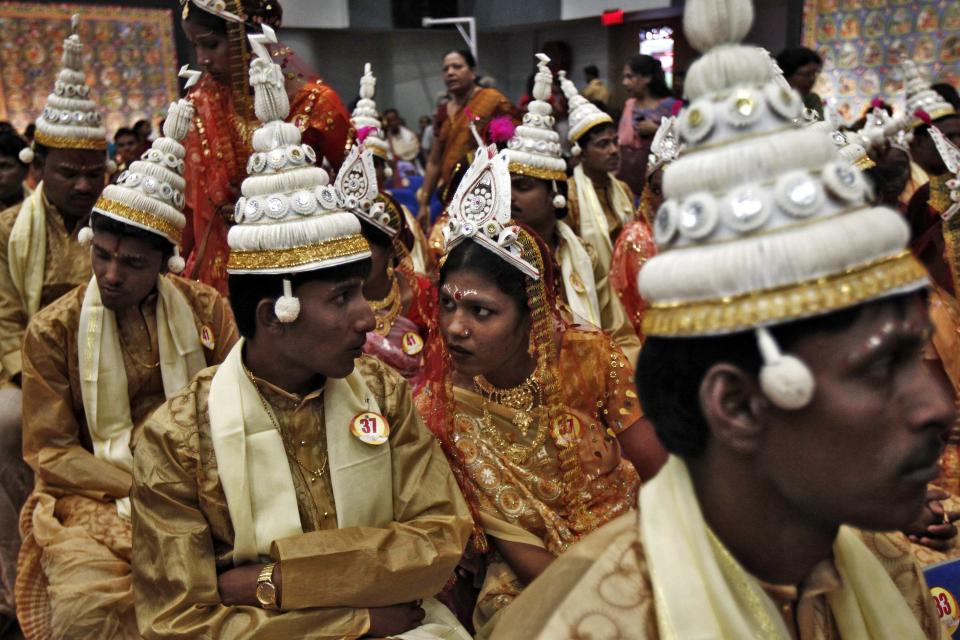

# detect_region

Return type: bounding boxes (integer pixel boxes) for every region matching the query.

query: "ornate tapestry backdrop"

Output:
[0,2,178,136]
[802,0,959,124]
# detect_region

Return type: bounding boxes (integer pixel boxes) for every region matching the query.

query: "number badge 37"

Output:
[351,411,390,445]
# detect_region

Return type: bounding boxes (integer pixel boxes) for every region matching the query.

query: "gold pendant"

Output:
[514,410,532,436]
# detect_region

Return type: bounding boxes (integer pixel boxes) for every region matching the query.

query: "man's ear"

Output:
[254,297,284,337]
[699,363,767,456]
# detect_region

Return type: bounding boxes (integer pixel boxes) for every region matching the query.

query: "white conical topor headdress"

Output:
[904,61,956,128]
[227,26,371,321]
[30,15,106,154]
[503,54,567,182]
[858,106,913,154]
[442,143,539,279]
[90,66,201,273]
[350,63,389,161]
[556,70,614,156]
[639,0,927,409]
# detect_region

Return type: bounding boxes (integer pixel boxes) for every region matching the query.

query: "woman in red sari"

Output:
[417,50,516,225]
[179,0,351,294]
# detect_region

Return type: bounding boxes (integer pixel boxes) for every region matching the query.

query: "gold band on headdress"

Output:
[93,198,183,245]
[642,251,928,337]
[569,115,615,144]
[912,105,957,129]
[34,130,107,152]
[507,162,567,182]
[227,234,370,271]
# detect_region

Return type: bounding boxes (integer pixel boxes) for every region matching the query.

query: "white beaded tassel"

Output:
[755,326,814,410]
[274,278,300,322]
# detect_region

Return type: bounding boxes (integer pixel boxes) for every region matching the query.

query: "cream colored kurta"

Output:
[490,509,947,640]
[131,355,473,639]
[0,193,91,385]
[15,276,238,640]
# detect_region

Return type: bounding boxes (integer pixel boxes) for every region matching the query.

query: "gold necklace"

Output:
[474,371,547,465]
[118,325,160,370]
[243,367,328,483]
[369,275,402,336]
[474,372,539,435]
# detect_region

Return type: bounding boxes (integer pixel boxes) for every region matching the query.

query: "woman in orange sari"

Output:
[417,145,665,637]
[417,50,516,225]
[180,0,351,294]
[609,116,680,337]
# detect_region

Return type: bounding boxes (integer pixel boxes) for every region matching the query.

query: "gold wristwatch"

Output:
[256,562,279,610]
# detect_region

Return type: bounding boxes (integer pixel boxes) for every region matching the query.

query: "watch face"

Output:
[256,581,277,607]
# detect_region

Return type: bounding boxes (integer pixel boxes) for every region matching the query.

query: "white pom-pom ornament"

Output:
[167,247,185,274]
[552,181,566,209]
[274,278,300,323]
[755,327,814,410]
[571,143,582,157]
[384,165,393,180]
[106,159,117,174]
[78,225,94,247]
[18,146,34,165]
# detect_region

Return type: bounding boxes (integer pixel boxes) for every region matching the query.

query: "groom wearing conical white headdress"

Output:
[131,26,472,640]
[491,0,954,638]
[15,69,239,639]
[0,15,113,628]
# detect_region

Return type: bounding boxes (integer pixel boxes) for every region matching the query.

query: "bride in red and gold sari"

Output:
[180,0,351,294]
[416,144,666,636]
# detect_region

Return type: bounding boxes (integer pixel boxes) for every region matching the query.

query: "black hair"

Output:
[24,123,36,142]
[31,142,50,164]
[184,4,229,34]
[578,121,617,148]
[626,55,671,99]
[444,49,476,70]
[228,259,372,338]
[382,108,399,118]
[133,120,150,132]
[932,83,960,112]
[439,240,528,315]
[637,293,919,458]
[0,131,28,165]
[775,47,823,78]
[90,211,175,261]
[114,127,137,142]
[359,218,393,250]
[0,122,14,135]
[913,113,958,142]
[583,64,599,79]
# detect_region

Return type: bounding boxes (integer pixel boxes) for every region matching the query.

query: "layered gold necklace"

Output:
[474,370,547,465]
[369,274,402,336]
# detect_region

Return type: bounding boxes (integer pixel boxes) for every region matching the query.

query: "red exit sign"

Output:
[601,9,624,26]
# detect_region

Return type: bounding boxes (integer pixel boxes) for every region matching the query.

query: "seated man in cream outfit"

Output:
[16,79,238,638]
[491,0,957,638]
[131,27,472,640]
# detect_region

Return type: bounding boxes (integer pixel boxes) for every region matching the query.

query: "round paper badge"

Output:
[932,587,960,634]
[351,411,390,445]
[199,325,215,350]
[401,332,424,356]
[550,413,582,448]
